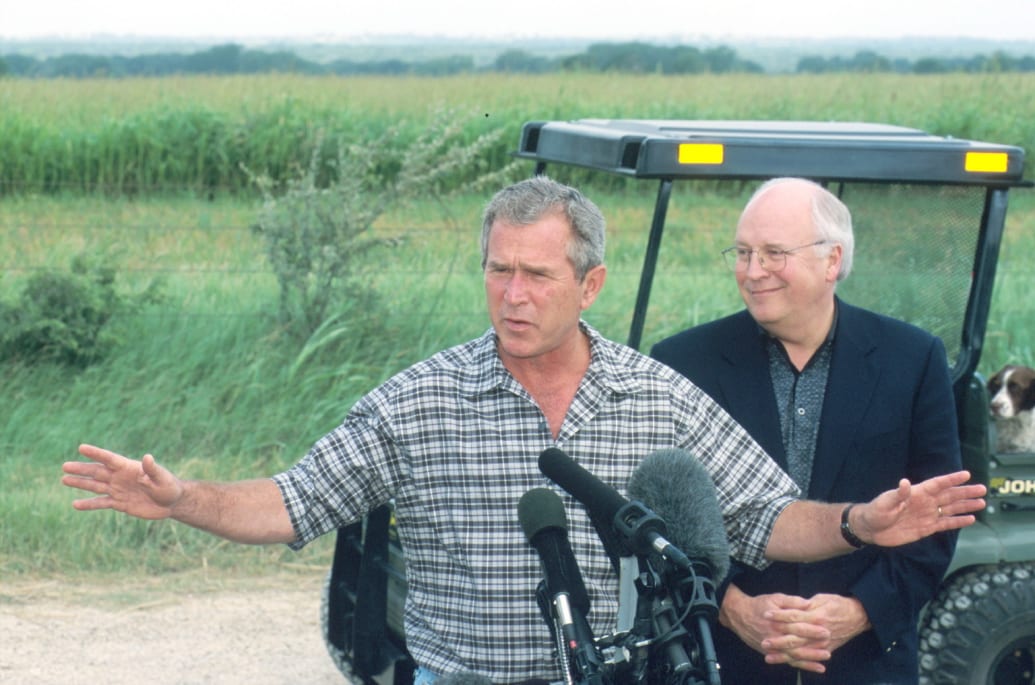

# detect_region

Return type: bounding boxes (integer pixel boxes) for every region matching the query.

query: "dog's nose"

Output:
[991,400,1013,418]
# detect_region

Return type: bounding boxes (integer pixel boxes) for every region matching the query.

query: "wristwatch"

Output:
[840,503,867,549]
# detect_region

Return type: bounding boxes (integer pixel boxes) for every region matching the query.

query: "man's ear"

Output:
[580,264,607,310]
[826,243,843,282]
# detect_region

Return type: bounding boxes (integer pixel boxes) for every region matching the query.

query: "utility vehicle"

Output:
[322,119,1032,684]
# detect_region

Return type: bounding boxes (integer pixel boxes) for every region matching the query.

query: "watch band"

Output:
[840,503,867,549]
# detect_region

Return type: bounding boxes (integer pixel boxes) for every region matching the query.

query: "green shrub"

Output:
[0,254,162,366]
[248,107,521,337]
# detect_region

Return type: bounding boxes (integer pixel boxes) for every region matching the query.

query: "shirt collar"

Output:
[756,299,840,345]
[463,321,641,399]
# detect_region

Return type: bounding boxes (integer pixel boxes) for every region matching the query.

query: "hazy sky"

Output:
[2,0,1033,41]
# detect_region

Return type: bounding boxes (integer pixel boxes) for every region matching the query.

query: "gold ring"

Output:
[937,506,943,517]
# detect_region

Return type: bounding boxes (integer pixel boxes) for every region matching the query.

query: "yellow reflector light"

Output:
[965,151,1009,173]
[679,143,724,165]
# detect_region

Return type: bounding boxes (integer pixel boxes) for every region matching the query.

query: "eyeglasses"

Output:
[721,240,829,272]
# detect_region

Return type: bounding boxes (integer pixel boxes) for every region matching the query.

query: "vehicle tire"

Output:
[919,562,1035,684]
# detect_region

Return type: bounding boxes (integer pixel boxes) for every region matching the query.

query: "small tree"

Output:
[249,108,520,338]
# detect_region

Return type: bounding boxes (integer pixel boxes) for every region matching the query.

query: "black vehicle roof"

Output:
[517,119,1026,186]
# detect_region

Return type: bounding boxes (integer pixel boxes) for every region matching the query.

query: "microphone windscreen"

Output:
[518,487,567,540]
[436,673,493,685]
[627,448,731,579]
[518,487,591,613]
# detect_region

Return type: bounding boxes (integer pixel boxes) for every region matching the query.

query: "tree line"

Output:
[2,41,1034,78]
[797,49,1035,74]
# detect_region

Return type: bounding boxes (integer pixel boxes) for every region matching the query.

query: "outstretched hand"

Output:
[858,470,986,547]
[62,444,183,520]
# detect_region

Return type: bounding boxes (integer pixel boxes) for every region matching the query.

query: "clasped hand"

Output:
[720,585,870,674]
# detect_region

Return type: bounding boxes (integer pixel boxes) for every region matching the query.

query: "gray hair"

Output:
[749,177,855,281]
[481,176,605,281]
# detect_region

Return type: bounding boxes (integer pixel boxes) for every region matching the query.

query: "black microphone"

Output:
[518,487,603,684]
[518,487,590,615]
[538,447,695,573]
[627,448,730,580]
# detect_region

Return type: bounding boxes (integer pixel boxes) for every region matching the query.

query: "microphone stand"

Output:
[536,581,608,685]
[658,557,722,685]
[681,564,721,685]
[632,553,721,685]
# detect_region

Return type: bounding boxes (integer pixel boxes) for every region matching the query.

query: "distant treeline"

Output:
[798,50,1035,74]
[4,41,1034,78]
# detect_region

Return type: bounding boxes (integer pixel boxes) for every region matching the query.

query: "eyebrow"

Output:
[486,259,552,273]
[734,242,790,249]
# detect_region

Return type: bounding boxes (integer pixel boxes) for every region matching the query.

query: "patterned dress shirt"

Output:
[273,322,799,682]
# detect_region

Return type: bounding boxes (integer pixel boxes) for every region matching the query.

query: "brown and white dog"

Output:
[988,364,1035,453]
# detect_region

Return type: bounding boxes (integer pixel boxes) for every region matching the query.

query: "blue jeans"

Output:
[413,666,439,685]
[414,665,563,684]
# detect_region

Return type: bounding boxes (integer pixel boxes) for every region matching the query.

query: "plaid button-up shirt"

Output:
[274,322,798,682]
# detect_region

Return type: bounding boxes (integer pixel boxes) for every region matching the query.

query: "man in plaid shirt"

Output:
[64,176,985,684]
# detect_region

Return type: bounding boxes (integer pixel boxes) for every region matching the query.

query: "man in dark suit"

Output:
[651,177,961,684]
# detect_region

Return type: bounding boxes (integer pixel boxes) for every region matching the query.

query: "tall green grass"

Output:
[4,188,1034,579]
[2,72,1034,194]
[0,193,499,578]
[2,72,1035,581]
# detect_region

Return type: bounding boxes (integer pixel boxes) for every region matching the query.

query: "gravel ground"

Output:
[1,571,352,685]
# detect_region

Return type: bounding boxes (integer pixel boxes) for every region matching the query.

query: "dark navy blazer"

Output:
[650,299,960,684]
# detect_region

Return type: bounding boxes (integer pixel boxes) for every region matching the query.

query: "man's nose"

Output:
[504,272,529,302]
[743,250,769,277]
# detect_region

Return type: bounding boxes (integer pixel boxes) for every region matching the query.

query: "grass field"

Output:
[2,72,1034,581]
[2,72,1034,193]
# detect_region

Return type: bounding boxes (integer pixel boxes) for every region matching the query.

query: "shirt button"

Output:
[797,407,806,415]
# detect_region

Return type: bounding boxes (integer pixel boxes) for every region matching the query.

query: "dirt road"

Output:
[1,570,351,685]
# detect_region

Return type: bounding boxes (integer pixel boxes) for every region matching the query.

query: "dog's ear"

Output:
[1020,367,1035,411]
[988,366,1008,394]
